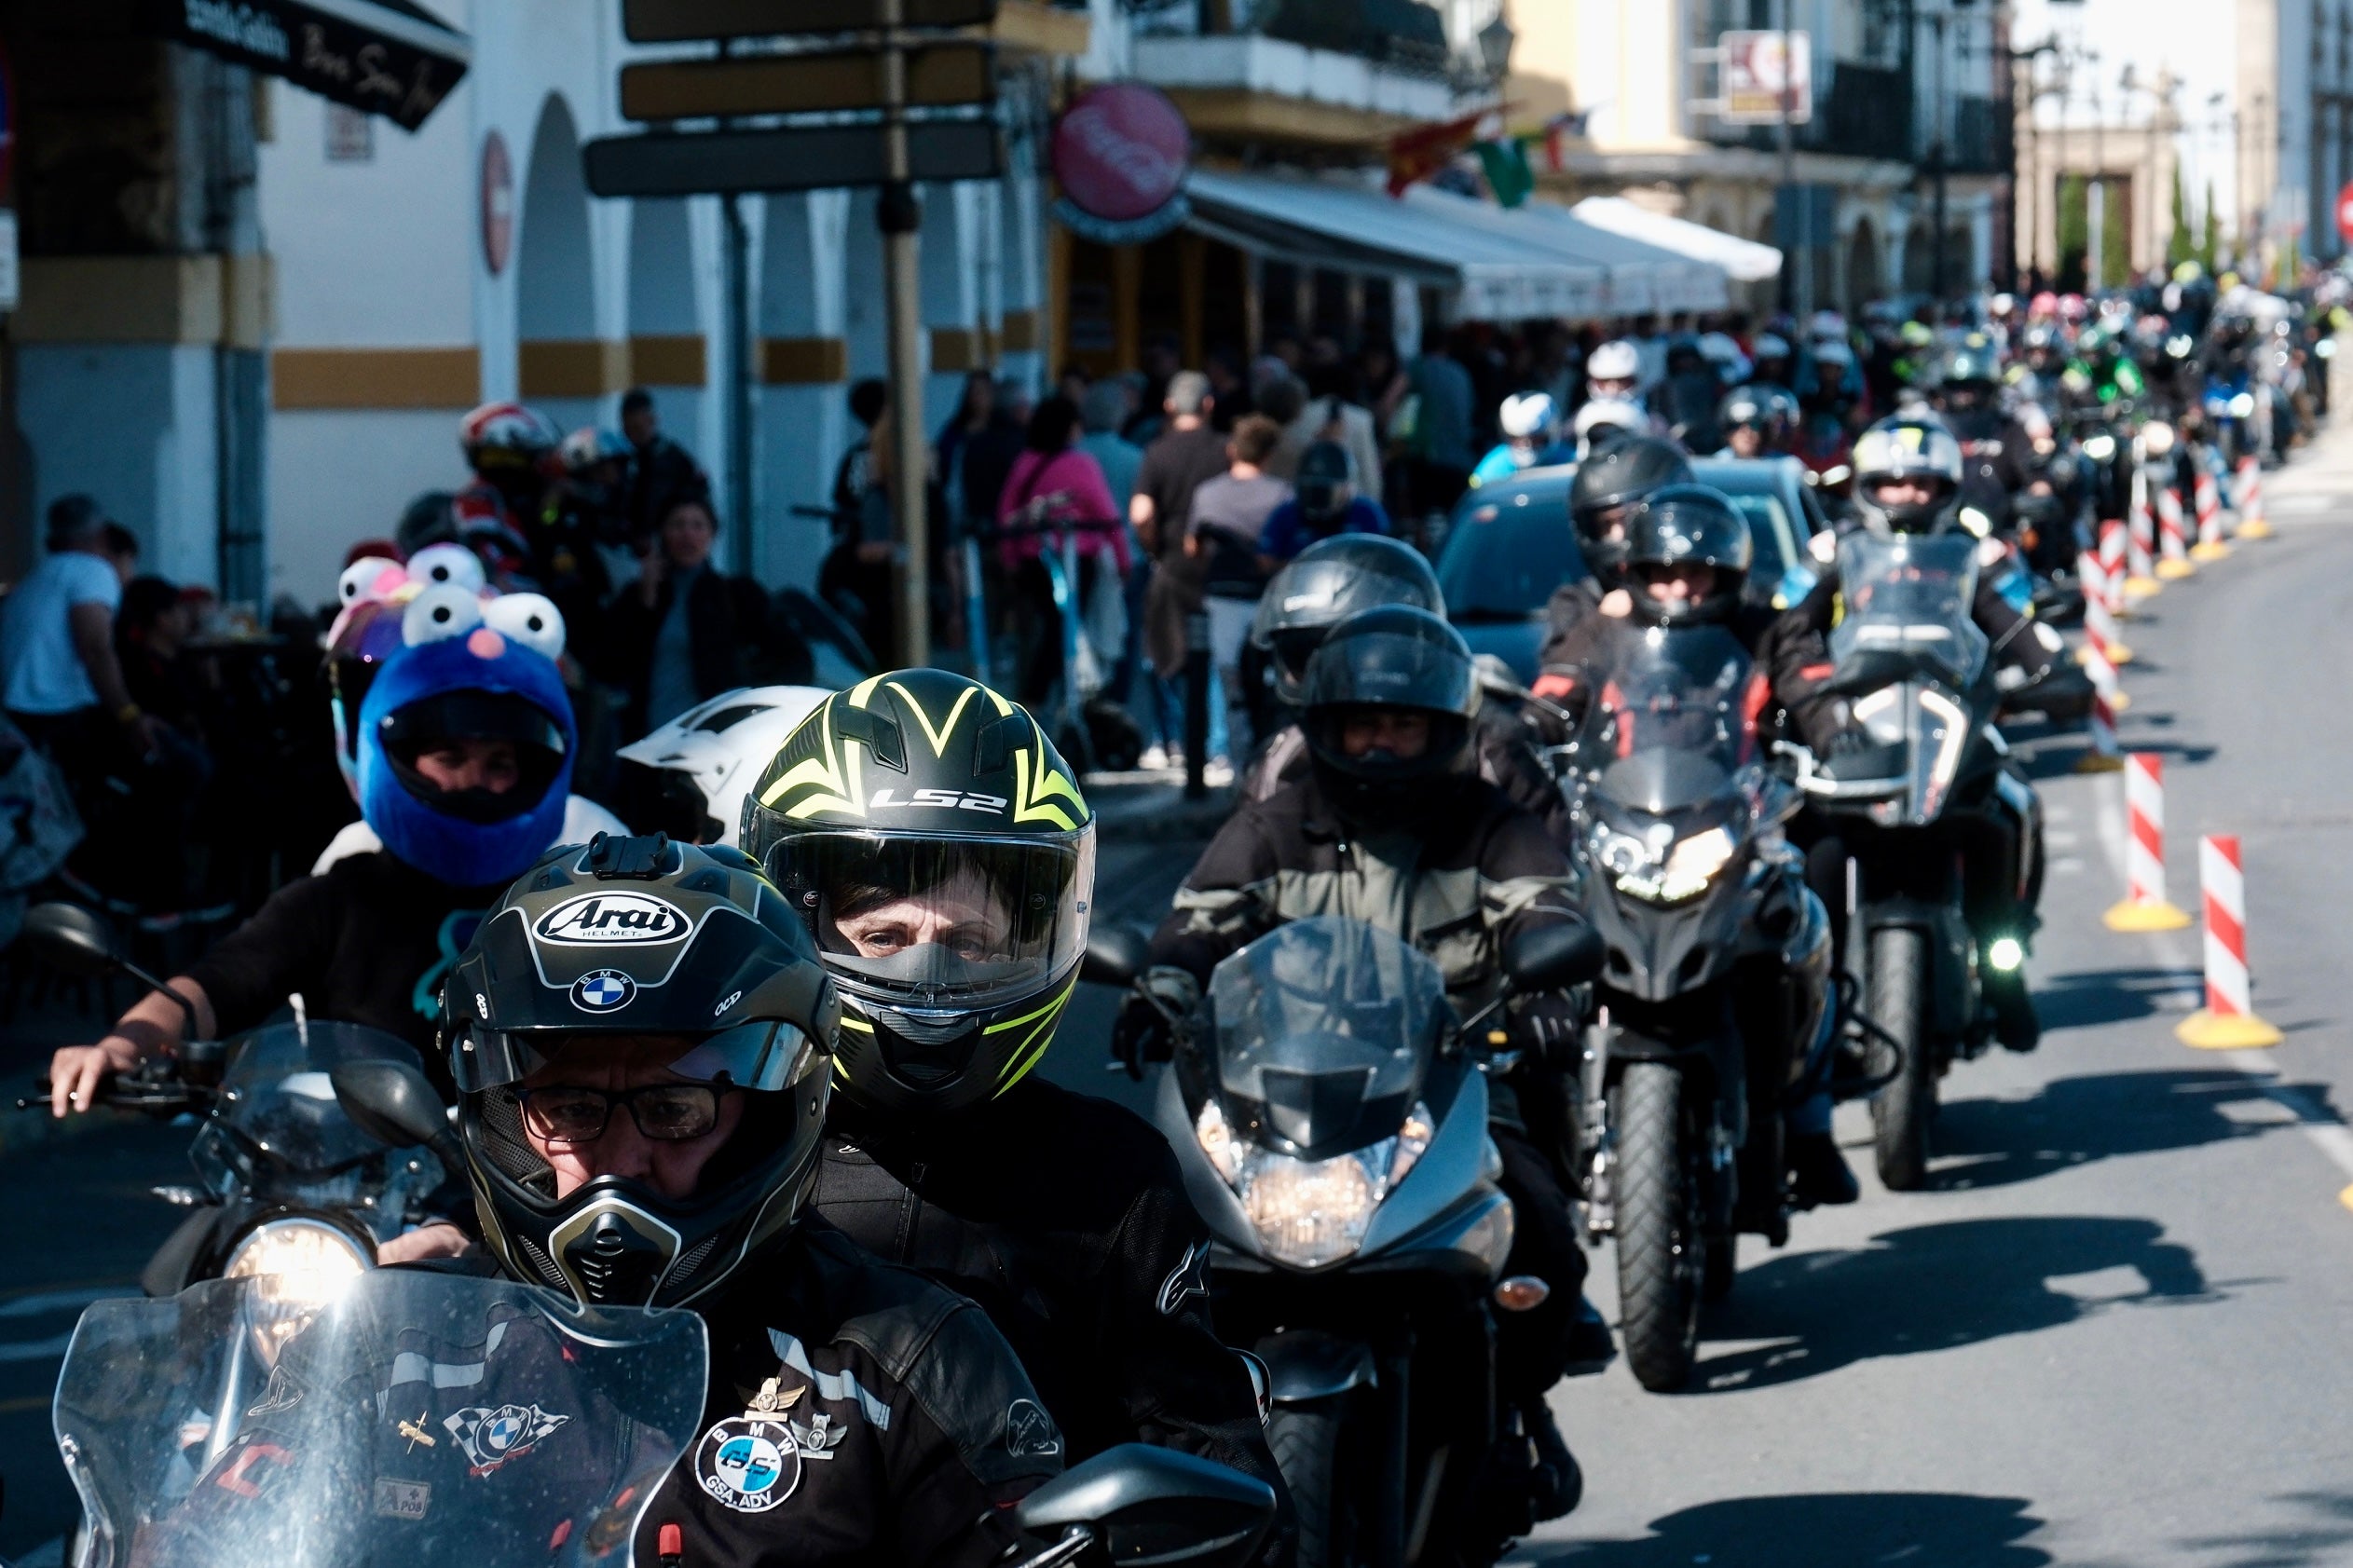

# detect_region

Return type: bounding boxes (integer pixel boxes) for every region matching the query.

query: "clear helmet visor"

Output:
[764,831,1094,1007]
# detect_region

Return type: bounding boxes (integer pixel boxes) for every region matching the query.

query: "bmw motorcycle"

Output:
[1092,915,1597,1568]
[1553,623,1827,1393]
[15,903,446,1300]
[42,1261,1273,1568]
[1788,533,2041,1191]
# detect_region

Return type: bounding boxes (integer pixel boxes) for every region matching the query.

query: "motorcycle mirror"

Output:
[20,902,123,978]
[1080,926,1150,989]
[332,1057,462,1168]
[1014,1444,1275,1568]
[1504,922,1607,993]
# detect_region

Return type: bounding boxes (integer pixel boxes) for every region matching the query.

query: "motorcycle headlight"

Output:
[1820,464,1852,484]
[1612,825,1738,905]
[224,1217,372,1364]
[2141,421,2175,455]
[1196,1099,1434,1268]
[2082,433,2116,460]
[2319,340,2338,360]
[2229,393,2255,417]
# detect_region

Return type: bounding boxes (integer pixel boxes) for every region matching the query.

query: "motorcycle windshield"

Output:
[1208,918,1448,1161]
[55,1271,706,1568]
[212,1023,428,1178]
[1826,533,1990,691]
[1576,623,1760,812]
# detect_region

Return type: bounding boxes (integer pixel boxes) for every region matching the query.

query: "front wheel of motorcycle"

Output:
[1269,1404,1348,1568]
[1868,926,1936,1191]
[1613,1059,1704,1392]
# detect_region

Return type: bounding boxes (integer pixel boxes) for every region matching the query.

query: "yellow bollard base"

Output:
[2075,750,2126,773]
[2190,541,2232,561]
[2105,640,2135,664]
[2103,897,2191,932]
[2237,518,2275,539]
[2155,558,2196,580]
[2176,1008,2283,1049]
[2108,689,2133,713]
[2122,574,2163,598]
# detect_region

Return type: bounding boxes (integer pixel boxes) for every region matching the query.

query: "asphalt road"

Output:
[9,442,2353,1563]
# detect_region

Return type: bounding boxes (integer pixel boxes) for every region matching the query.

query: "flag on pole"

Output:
[1387,110,1487,198]
[1475,137,1535,208]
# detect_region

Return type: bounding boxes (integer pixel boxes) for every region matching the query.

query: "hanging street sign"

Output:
[150,0,472,131]
[584,119,1003,198]
[620,43,993,120]
[622,0,996,43]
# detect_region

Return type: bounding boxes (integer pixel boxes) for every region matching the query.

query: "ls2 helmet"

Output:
[1621,484,1753,628]
[1569,435,1695,590]
[355,584,576,888]
[742,670,1096,1119]
[446,833,840,1308]
[1299,606,1480,834]
[613,686,831,847]
[1251,534,1443,709]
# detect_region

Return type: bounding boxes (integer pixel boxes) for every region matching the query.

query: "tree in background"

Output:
[2167,166,2196,268]
[2200,180,2222,271]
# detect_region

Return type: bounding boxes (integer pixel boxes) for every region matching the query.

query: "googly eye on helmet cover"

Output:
[741,671,1096,1118]
[445,833,839,1308]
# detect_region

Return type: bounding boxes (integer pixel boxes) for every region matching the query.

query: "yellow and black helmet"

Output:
[741,670,1096,1116]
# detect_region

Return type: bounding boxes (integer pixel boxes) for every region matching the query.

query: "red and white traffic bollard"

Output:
[2177,835,2283,1048]
[2076,683,2126,773]
[2191,451,2230,560]
[2098,518,2134,643]
[2078,546,2130,671]
[2124,466,2161,595]
[2104,752,2190,930]
[2236,453,2273,539]
[2155,482,2195,579]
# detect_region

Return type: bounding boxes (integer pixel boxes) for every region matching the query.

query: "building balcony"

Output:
[1708,60,1919,165]
[1132,12,1464,150]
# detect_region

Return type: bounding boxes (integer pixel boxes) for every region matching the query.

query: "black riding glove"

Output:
[1110,966,1202,1080]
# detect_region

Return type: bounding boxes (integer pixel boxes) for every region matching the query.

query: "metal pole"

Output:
[1932,11,1949,300]
[880,0,930,667]
[2087,50,2103,291]
[1780,0,1808,320]
[722,193,752,577]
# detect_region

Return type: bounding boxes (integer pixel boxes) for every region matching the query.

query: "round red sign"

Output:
[2336,181,2353,245]
[481,130,513,277]
[1052,83,1190,225]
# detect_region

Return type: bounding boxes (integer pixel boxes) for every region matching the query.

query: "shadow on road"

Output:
[2034,965,2204,1029]
[1927,1068,2324,1192]
[2182,1492,2353,1567]
[1686,1216,2214,1394]
[1519,1492,2051,1566]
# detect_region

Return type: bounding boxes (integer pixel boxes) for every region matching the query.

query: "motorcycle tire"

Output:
[1868,925,1936,1191]
[1613,1059,1705,1393]
[1269,1404,1349,1568]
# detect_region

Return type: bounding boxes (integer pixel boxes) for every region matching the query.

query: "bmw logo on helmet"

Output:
[571,969,637,1011]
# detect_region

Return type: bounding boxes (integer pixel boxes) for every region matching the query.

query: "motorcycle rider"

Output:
[735,671,1289,1533]
[408,834,1068,1565]
[1239,533,1565,832]
[1715,385,1795,459]
[1775,417,2050,1053]
[453,402,559,586]
[1531,435,1697,691]
[1537,485,1857,1207]
[1471,392,1570,484]
[1119,606,1603,1523]
[1926,335,2052,534]
[48,586,590,1129]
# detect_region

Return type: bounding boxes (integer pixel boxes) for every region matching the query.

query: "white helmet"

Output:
[1499,391,1557,440]
[1751,332,1792,361]
[1587,339,1641,384]
[1852,416,1965,536]
[613,686,831,847]
[1573,397,1648,456]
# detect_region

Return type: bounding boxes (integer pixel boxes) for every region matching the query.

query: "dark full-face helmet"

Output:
[445,834,841,1309]
[1294,440,1357,523]
[1621,484,1754,628]
[1299,606,1480,833]
[1568,436,1696,590]
[741,670,1095,1120]
[1250,534,1443,709]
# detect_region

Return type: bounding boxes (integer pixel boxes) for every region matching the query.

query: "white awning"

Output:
[1570,197,1785,284]
[1184,170,1611,322]
[1415,191,1730,315]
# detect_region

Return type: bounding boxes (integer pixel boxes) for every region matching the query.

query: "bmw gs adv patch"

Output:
[695,1379,804,1513]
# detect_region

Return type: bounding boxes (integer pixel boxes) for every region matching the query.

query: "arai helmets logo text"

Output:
[535,893,689,945]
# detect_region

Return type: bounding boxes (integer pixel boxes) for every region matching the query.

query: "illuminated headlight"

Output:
[226,1217,371,1302]
[2319,340,2338,359]
[2229,393,2256,417]
[1819,464,1852,485]
[1615,825,1739,904]
[1853,687,1908,744]
[2168,334,2196,358]
[2082,434,2116,460]
[1959,506,1993,538]
[1197,1099,1433,1268]
[2141,421,2175,455]
[1988,936,2026,972]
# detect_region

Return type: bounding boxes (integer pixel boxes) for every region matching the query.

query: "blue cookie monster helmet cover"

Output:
[356,583,577,887]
